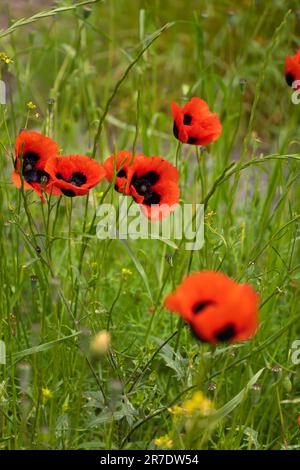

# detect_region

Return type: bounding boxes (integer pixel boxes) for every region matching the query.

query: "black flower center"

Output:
[56,171,87,187]
[21,152,49,185]
[23,151,40,165]
[69,172,87,187]
[192,301,214,314]
[183,113,192,125]
[117,169,126,178]
[187,136,198,145]
[131,171,161,206]
[23,168,50,185]
[215,324,236,342]
[286,72,295,87]
[22,151,39,175]
[61,189,76,197]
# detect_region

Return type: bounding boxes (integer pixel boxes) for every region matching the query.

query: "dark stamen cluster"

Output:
[56,171,87,197]
[22,151,50,186]
[215,324,236,342]
[192,301,214,314]
[285,73,295,87]
[131,171,160,206]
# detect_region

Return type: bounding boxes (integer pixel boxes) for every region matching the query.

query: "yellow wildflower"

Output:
[205,210,216,220]
[26,101,37,110]
[42,387,53,400]
[168,392,213,420]
[154,435,173,449]
[168,404,184,417]
[182,391,213,416]
[122,268,132,277]
[0,52,13,64]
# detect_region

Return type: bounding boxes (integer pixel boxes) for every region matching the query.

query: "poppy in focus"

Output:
[164,271,259,344]
[104,151,180,220]
[285,47,300,88]
[171,97,222,146]
[12,130,60,198]
[45,155,105,197]
[129,155,180,220]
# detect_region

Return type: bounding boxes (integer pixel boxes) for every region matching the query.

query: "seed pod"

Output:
[283,376,292,393]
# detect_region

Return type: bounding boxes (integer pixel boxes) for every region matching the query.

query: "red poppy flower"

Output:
[129,155,180,220]
[103,150,137,195]
[164,271,259,344]
[285,47,300,88]
[45,155,105,197]
[171,97,222,146]
[298,415,300,426]
[104,152,180,220]
[12,130,60,198]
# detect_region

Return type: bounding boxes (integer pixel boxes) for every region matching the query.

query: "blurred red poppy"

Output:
[285,47,300,88]
[165,271,259,344]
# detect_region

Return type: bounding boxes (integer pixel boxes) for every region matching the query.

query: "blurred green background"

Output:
[1,0,300,157]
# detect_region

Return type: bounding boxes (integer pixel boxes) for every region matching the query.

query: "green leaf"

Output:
[152,336,187,380]
[11,332,81,362]
[211,368,264,421]
[88,402,136,427]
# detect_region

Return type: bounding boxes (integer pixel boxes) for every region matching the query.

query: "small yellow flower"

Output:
[42,387,53,400]
[154,435,173,449]
[26,101,37,111]
[168,392,213,420]
[95,191,104,199]
[35,112,40,119]
[122,268,132,277]
[182,391,213,416]
[0,52,13,64]
[91,262,98,271]
[205,210,216,220]
[168,404,184,416]
[90,330,111,356]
